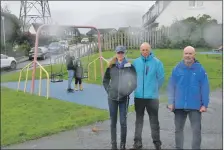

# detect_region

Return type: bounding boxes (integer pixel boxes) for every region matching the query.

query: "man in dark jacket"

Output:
[131,42,165,150]
[103,46,137,150]
[65,51,75,92]
[167,46,210,149]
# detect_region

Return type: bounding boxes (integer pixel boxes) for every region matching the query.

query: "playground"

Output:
[1,25,223,148]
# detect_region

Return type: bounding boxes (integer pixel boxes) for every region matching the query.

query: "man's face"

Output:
[140,44,150,57]
[183,49,195,64]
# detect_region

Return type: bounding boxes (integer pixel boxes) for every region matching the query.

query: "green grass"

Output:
[1,87,109,146]
[0,86,163,146]
[2,49,222,91]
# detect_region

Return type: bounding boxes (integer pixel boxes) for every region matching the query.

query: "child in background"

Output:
[74,58,84,91]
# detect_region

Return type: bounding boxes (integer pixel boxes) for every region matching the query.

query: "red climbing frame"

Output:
[31,25,104,94]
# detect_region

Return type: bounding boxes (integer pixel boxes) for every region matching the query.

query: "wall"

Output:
[155,1,223,27]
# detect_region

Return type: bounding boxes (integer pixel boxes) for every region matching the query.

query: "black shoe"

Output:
[130,143,142,150]
[154,145,161,150]
[111,145,117,150]
[120,143,126,150]
[67,88,74,92]
[154,142,162,150]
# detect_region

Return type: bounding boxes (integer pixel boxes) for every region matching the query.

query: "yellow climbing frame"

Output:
[88,57,109,81]
[17,61,50,99]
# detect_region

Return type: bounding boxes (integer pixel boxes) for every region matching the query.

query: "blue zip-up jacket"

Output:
[133,53,165,99]
[167,60,210,110]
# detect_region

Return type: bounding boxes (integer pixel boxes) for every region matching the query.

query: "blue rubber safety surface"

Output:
[1,79,134,110]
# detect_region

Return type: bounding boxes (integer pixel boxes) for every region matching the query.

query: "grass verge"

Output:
[1,87,109,146]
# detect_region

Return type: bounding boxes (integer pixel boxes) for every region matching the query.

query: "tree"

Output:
[1,6,22,47]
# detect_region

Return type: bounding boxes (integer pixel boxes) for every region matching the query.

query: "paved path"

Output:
[3,89,222,149]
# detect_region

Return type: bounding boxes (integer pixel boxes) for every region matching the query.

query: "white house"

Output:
[142,1,223,29]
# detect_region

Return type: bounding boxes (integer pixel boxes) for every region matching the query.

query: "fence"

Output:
[96,24,222,50]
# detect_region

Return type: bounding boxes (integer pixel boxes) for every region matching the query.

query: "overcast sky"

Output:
[1,1,155,31]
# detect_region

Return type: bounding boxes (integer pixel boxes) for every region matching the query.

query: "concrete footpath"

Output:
[3,89,222,149]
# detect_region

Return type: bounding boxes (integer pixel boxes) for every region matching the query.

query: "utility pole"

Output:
[19,0,52,32]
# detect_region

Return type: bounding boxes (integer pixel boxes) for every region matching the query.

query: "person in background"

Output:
[167,46,210,149]
[131,42,165,150]
[74,58,84,91]
[103,45,137,150]
[65,51,75,92]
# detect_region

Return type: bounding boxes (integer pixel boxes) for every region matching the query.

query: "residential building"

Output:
[142,1,222,30]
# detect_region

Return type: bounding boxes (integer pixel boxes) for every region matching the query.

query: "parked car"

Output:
[48,42,64,54]
[59,40,69,50]
[81,38,89,44]
[0,54,17,69]
[29,46,49,60]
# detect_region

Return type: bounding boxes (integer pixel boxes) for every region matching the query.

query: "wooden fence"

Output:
[96,24,222,50]
[98,27,170,50]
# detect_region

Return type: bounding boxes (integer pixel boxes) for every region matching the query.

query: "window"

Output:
[197,1,203,7]
[189,1,196,7]
[189,1,203,7]
[1,54,7,59]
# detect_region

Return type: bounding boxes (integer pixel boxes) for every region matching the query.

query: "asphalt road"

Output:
[2,89,222,149]
[1,44,87,75]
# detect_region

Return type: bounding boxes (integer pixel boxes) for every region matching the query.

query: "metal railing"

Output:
[88,56,109,81]
[17,61,50,99]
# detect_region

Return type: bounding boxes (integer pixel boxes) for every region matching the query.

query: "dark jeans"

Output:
[174,109,201,149]
[134,98,161,146]
[75,78,82,84]
[108,98,129,146]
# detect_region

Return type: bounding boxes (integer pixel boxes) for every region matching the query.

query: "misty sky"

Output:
[1,1,155,30]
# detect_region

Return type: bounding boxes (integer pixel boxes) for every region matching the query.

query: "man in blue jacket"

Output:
[131,42,165,150]
[167,46,210,149]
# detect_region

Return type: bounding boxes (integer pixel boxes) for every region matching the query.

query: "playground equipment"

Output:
[88,56,109,81]
[49,53,66,83]
[17,61,50,99]
[30,24,105,94]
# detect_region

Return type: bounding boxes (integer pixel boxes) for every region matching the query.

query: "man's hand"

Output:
[199,106,207,112]
[167,104,174,112]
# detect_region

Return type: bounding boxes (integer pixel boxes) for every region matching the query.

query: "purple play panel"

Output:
[1,79,134,110]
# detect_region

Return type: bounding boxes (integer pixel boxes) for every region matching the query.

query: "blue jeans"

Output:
[174,109,201,149]
[67,70,74,89]
[108,99,129,146]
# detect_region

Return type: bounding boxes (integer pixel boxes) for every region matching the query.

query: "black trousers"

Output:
[108,98,129,146]
[134,98,161,146]
[75,77,82,84]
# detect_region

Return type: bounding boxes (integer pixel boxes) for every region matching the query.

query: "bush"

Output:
[157,37,211,49]
[16,42,31,56]
[157,36,171,49]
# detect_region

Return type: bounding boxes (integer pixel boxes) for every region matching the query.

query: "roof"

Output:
[86,28,117,35]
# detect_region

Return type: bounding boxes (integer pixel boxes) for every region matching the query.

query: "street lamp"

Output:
[1,16,6,55]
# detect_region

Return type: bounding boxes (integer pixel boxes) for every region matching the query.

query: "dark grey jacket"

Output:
[103,62,137,101]
[74,59,83,78]
[65,54,75,70]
